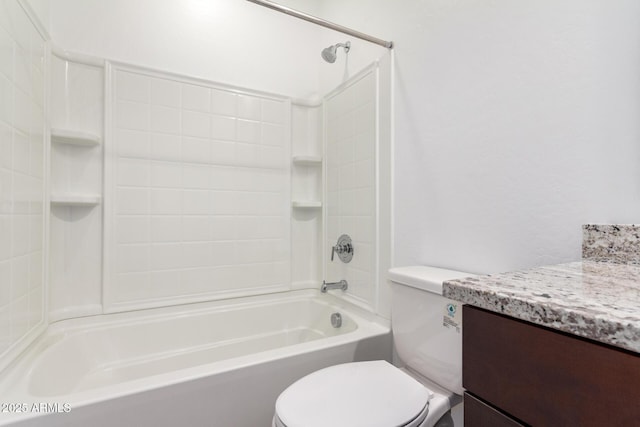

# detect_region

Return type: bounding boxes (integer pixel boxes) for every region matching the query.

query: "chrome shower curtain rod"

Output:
[246,0,393,49]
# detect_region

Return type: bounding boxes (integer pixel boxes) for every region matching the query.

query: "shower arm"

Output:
[245,0,393,49]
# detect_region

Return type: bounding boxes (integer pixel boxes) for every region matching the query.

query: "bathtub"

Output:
[0,290,391,427]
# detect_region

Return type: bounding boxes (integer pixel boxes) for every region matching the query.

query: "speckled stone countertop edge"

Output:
[443,266,640,354]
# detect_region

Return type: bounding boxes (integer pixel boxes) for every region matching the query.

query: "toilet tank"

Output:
[388,266,472,395]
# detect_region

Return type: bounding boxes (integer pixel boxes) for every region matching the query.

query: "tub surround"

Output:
[443,224,640,353]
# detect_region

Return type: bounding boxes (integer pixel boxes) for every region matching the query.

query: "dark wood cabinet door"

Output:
[464,392,525,427]
[463,305,640,426]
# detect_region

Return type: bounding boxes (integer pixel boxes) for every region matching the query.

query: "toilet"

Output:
[273,266,471,427]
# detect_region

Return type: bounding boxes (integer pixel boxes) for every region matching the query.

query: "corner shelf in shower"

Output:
[50,193,102,207]
[292,200,322,209]
[51,128,101,146]
[292,155,322,166]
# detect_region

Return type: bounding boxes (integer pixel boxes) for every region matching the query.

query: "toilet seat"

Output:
[273,403,429,427]
[274,360,433,427]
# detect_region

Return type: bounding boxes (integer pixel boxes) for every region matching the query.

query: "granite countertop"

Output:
[443,260,640,353]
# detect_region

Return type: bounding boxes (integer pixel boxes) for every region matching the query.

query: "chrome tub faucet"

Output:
[321,280,348,293]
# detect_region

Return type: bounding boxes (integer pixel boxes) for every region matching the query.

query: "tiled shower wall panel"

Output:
[325,70,376,308]
[106,65,291,311]
[49,56,104,321]
[0,1,46,359]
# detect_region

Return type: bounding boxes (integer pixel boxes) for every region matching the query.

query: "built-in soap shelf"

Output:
[292,155,322,166]
[51,128,101,146]
[292,155,322,210]
[50,128,102,208]
[292,200,322,209]
[51,193,101,207]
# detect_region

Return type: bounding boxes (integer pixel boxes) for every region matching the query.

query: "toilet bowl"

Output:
[272,266,471,427]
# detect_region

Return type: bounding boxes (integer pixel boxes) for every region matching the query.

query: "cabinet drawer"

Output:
[464,392,524,427]
[463,305,640,426]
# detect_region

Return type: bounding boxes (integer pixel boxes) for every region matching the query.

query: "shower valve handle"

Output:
[331,243,352,260]
[331,235,353,263]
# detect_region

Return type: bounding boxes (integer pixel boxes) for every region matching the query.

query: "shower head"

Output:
[321,41,351,63]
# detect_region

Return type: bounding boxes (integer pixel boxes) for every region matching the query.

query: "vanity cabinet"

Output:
[463,305,640,426]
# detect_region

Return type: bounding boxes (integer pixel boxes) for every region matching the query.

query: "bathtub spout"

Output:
[321,280,348,293]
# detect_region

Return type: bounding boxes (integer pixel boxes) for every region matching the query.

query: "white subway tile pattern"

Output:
[0,1,45,358]
[109,68,290,309]
[325,72,377,307]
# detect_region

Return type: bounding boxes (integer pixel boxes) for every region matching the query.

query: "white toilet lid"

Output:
[275,360,433,427]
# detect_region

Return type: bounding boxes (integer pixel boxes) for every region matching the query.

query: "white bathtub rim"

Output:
[46,288,385,335]
[0,326,388,425]
[0,290,389,423]
[2,324,384,401]
[0,328,388,425]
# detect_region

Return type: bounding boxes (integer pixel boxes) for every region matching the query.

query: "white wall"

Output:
[35,0,640,314]
[290,104,323,288]
[0,0,47,371]
[320,0,640,274]
[325,69,377,310]
[24,0,50,35]
[49,0,323,99]
[105,64,291,312]
[46,0,398,318]
[48,55,104,321]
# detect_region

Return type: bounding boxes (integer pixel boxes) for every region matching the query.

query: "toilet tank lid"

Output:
[388,266,473,295]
